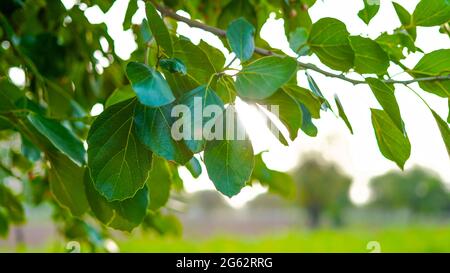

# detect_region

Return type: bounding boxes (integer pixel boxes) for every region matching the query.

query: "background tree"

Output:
[293,154,352,228]
[0,0,448,244]
[369,167,450,214]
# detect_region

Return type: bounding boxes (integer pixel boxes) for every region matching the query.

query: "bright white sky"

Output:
[52,0,450,207]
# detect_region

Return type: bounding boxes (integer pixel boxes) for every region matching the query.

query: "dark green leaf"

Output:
[134,102,193,165]
[126,62,175,107]
[0,210,8,237]
[413,0,450,26]
[185,157,202,178]
[349,36,390,75]
[147,156,172,210]
[85,170,148,232]
[178,86,225,153]
[28,114,85,166]
[334,95,353,134]
[204,106,254,197]
[306,72,332,111]
[236,56,297,99]
[308,18,354,71]
[0,79,24,112]
[226,17,255,61]
[159,58,187,75]
[366,78,404,132]
[358,0,380,25]
[87,99,153,201]
[0,183,24,223]
[371,109,411,169]
[145,2,173,56]
[124,0,138,30]
[48,152,89,217]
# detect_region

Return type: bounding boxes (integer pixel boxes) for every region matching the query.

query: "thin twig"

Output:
[149,0,450,86]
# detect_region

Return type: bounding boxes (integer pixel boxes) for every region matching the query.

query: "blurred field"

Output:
[118,226,450,253]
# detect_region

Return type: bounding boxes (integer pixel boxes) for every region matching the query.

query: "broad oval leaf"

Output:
[147,156,172,210]
[349,36,390,75]
[178,86,225,153]
[413,0,450,27]
[134,102,193,165]
[87,99,153,201]
[226,17,255,62]
[235,56,297,99]
[126,62,175,107]
[204,106,254,197]
[371,109,411,169]
[289,27,310,56]
[48,152,89,217]
[412,49,450,98]
[28,114,86,166]
[308,18,354,71]
[145,2,173,56]
[84,170,148,232]
[358,0,380,25]
[366,78,404,132]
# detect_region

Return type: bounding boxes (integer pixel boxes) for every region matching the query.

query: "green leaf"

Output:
[0,210,8,237]
[145,2,173,56]
[226,17,255,61]
[289,27,310,56]
[198,41,226,72]
[305,72,332,111]
[366,78,404,132]
[0,184,24,223]
[413,0,450,27]
[27,114,85,166]
[159,58,187,75]
[371,109,411,169]
[213,75,237,104]
[255,105,289,146]
[308,18,354,71]
[252,153,296,199]
[447,99,450,123]
[358,0,380,25]
[0,79,24,112]
[334,95,354,134]
[178,86,225,153]
[349,36,390,75]
[84,170,148,232]
[431,109,450,157]
[260,89,303,140]
[87,99,153,201]
[204,106,254,197]
[186,157,202,178]
[376,32,416,61]
[124,0,138,30]
[236,56,297,99]
[47,152,89,217]
[217,0,257,30]
[134,102,193,165]
[126,62,175,107]
[282,84,323,119]
[105,85,136,108]
[392,2,417,39]
[411,49,450,98]
[147,156,172,210]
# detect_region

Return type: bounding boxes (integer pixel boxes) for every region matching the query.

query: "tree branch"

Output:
[151,1,450,86]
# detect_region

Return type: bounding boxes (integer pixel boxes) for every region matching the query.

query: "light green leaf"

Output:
[126,62,175,107]
[308,18,354,71]
[392,2,417,39]
[186,157,202,178]
[226,17,255,61]
[198,41,226,72]
[159,58,187,75]
[145,2,173,56]
[334,95,354,134]
[411,49,450,98]
[48,152,89,217]
[213,75,237,104]
[178,86,225,153]
[105,85,135,108]
[413,0,450,27]
[289,27,310,56]
[366,78,404,132]
[349,36,390,75]
[87,99,153,201]
[147,156,172,210]
[371,109,411,169]
[376,32,416,61]
[236,56,297,99]
[306,72,332,111]
[282,84,323,119]
[0,184,25,223]
[84,170,148,232]
[431,110,450,157]
[204,106,254,197]
[134,102,193,165]
[358,0,380,25]
[28,114,85,166]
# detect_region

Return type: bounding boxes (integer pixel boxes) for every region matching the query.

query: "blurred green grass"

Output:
[118,225,450,253]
